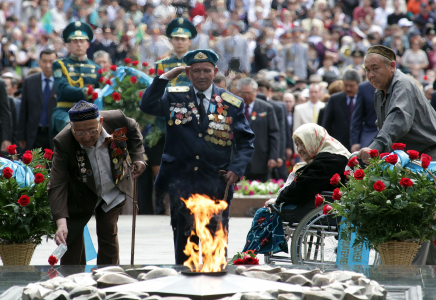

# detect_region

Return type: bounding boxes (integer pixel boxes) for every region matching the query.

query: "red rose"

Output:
[149,69,156,75]
[421,153,431,169]
[243,256,259,265]
[344,170,351,177]
[406,150,420,160]
[330,173,341,185]
[110,65,117,71]
[92,92,99,100]
[2,167,13,179]
[87,85,93,95]
[392,143,406,151]
[347,157,359,168]
[354,169,365,180]
[332,188,342,200]
[105,78,112,85]
[98,77,105,83]
[132,60,139,66]
[48,255,58,266]
[385,153,398,165]
[130,76,138,84]
[18,195,30,207]
[34,173,45,184]
[399,177,413,188]
[323,205,332,215]
[315,194,324,208]
[97,69,105,74]
[233,258,245,265]
[434,239,436,246]
[124,58,132,64]
[142,62,148,67]
[139,91,143,98]
[380,153,389,158]
[112,92,121,102]
[368,149,379,158]
[48,268,58,278]
[43,149,54,160]
[22,153,33,164]
[7,144,17,155]
[157,69,164,75]
[373,180,385,192]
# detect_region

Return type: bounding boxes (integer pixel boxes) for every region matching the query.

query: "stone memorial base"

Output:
[230,195,270,217]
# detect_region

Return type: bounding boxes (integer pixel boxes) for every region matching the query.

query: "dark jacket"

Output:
[0,78,11,145]
[276,152,348,207]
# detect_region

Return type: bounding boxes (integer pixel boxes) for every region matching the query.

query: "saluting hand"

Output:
[162,66,191,81]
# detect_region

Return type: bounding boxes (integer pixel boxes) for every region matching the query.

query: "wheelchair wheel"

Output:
[290,205,340,265]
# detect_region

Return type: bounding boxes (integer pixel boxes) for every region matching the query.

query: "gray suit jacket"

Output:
[0,78,11,144]
[17,73,57,150]
[285,43,309,79]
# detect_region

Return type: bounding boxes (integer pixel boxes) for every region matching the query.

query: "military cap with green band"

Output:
[366,45,396,62]
[183,49,219,66]
[166,18,197,39]
[62,21,94,42]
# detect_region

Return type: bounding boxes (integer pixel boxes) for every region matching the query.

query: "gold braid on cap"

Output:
[366,46,396,62]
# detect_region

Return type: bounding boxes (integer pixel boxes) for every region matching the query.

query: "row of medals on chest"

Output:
[167,94,233,146]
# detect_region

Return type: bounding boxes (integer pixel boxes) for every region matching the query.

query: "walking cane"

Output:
[131,177,138,265]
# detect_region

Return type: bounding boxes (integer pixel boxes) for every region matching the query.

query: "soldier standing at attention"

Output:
[156,18,197,87]
[51,21,102,136]
[140,50,255,264]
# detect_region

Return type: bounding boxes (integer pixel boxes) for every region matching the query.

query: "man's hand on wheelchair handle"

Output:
[265,198,277,207]
[357,147,372,164]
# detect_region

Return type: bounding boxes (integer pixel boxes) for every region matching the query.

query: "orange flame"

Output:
[182,194,229,272]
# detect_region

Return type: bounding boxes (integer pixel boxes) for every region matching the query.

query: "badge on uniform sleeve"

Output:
[54,69,62,78]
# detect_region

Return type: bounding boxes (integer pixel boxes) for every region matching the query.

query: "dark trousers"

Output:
[32,127,51,150]
[60,199,125,265]
[169,194,230,265]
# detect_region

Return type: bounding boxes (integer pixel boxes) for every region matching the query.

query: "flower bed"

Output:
[235,179,285,196]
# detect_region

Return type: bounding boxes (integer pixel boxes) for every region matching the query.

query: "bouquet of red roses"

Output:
[231,250,259,265]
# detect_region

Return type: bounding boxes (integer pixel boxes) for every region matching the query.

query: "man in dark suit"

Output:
[239,78,280,182]
[350,80,378,152]
[0,77,12,156]
[140,49,255,264]
[322,69,362,151]
[18,49,58,151]
[49,102,146,265]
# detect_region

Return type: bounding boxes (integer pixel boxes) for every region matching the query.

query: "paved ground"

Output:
[28,216,270,266]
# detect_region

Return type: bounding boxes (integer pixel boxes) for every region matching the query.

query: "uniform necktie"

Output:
[349,96,355,119]
[312,104,318,123]
[40,78,51,127]
[197,92,206,122]
[244,105,250,120]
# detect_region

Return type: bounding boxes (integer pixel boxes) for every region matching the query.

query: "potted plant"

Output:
[319,143,436,265]
[0,147,56,265]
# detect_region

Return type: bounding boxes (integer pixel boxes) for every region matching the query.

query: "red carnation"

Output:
[34,173,45,184]
[92,92,99,100]
[392,143,406,151]
[233,258,245,265]
[2,167,13,179]
[110,65,117,71]
[124,58,132,64]
[330,173,341,185]
[157,69,164,75]
[142,62,148,67]
[132,60,139,66]
[421,153,431,169]
[22,152,33,164]
[323,205,332,215]
[368,149,379,158]
[149,69,156,75]
[87,85,93,95]
[380,153,389,158]
[139,91,144,98]
[97,69,105,74]
[406,150,420,160]
[332,188,342,200]
[18,195,30,207]
[385,153,398,165]
[48,255,58,266]
[105,78,112,85]
[347,157,359,168]
[399,177,413,188]
[98,77,105,83]
[354,169,365,180]
[244,256,259,265]
[112,92,121,102]
[373,180,385,192]
[344,170,351,177]
[7,144,17,155]
[315,194,324,208]
[43,149,54,160]
[130,76,138,84]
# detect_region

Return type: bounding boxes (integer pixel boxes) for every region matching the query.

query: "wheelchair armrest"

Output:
[268,203,284,218]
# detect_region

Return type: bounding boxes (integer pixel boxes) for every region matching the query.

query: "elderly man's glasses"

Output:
[73,126,99,137]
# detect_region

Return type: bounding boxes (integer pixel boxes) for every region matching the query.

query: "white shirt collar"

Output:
[194,84,213,99]
[41,72,54,82]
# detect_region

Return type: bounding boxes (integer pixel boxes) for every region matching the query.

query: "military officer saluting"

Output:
[140,50,255,264]
[52,21,102,135]
[156,18,197,87]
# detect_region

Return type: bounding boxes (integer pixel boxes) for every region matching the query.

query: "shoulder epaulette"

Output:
[156,56,171,64]
[221,92,242,108]
[168,86,190,92]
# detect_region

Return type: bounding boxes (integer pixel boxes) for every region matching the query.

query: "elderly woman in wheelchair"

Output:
[242,124,351,262]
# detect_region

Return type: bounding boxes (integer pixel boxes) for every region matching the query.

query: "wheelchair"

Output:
[264,191,341,265]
